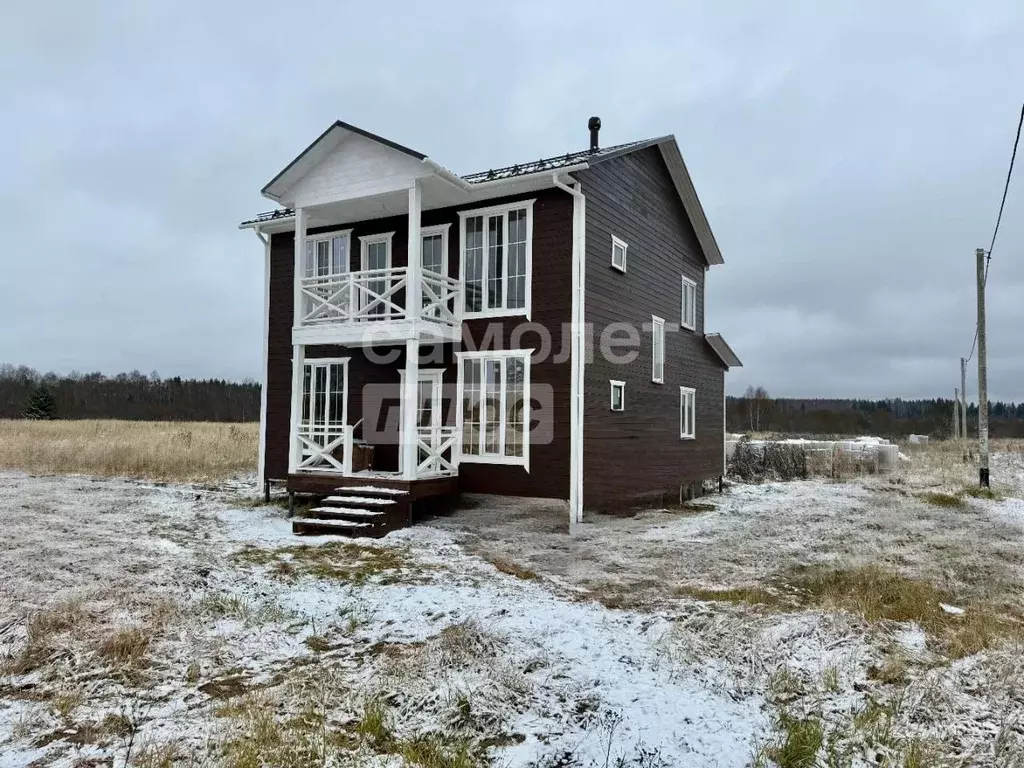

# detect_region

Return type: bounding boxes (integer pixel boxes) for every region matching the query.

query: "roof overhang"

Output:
[705,333,742,369]
[655,139,724,266]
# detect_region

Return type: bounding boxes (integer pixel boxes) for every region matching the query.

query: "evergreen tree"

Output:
[24,385,57,420]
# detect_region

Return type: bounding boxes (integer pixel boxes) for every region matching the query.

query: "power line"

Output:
[965,102,1024,363]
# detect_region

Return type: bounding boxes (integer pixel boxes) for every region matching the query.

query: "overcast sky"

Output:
[2,1,1022,400]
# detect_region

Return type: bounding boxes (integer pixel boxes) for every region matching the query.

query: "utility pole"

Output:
[953,388,960,440]
[961,356,968,454]
[976,248,990,487]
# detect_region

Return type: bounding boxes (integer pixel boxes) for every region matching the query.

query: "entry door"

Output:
[398,370,443,475]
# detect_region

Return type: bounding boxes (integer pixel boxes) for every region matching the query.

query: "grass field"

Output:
[0,420,257,482]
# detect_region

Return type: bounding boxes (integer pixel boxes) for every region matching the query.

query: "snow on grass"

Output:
[0,472,764,766]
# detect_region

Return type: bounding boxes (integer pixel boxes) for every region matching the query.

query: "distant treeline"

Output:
[0,364,259,422]
[727,394,1024,438]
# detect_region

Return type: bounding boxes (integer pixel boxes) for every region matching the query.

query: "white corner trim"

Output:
[551,173,586,527]
[611,234,628,273]
[257,233,271,488]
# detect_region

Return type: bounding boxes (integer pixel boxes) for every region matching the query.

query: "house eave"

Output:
[705,333,742,369]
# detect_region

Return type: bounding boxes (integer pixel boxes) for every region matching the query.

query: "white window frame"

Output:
[611,235,628,273]
[420,223,450,276]
[359,232,394,271]
[680,386,696,440]
[458,200,534,319]
[610,380,625,411]
[681,275,697,331]
[297,357,350,471]
[455,349,532,468]
[303,230,352,278]
[652,315,665,384]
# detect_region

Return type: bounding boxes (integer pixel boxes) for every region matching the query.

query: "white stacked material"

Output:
[731,436,900,473]
[908,434,930,445]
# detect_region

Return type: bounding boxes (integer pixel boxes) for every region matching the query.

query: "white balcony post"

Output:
[288,344,305,473]
[407,182,422,321]
[293,207,306,328]
[402,339,419,480]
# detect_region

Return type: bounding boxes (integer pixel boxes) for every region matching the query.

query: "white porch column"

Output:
[293,207,306,328]
[402,338,419,480]
[406,182,422,320]
[288,344,305,473]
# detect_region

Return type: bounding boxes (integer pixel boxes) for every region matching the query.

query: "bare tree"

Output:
[745,385,770,432]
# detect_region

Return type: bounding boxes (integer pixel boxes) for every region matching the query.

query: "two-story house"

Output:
[241,117,740,535]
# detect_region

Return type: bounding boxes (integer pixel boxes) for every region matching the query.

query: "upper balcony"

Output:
[296,266,460,345]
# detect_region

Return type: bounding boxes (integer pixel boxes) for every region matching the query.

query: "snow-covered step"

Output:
[310,507,385,519]
[332,486,408,496]
[322,495,397,506]
[294,518,371,530]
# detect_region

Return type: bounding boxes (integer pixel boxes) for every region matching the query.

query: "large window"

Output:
[460,201,533,317]
[298,359,348,470]
[681,276,697,331]
[457,351,530,465]
[652,316,665,384]
[680,386,696,439]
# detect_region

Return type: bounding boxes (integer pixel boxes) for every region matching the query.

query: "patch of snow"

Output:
[939,603,965,616]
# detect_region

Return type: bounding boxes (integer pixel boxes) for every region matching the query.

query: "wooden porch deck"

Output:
[286,471,459,537]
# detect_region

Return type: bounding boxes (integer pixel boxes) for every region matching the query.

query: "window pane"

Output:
[462,360,481,455]
[487,215,504,309]
[653,323,665,381]
[505,358,525,457]
[422,234,443,274]
[506,209,527,310]
[612,383,623,411]
[483,359,501,454]
[328,364,345,427]
[304,241,314,278]
[464,217,483,313]
[332,237,348,274]
[301,367,312,424]
[313,366,327,431]
[316,240,330,276]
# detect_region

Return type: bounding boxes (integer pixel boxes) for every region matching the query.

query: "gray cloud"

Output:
[1,0,1021,400]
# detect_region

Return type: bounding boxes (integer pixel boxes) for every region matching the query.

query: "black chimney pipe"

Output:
[588,116,601,152]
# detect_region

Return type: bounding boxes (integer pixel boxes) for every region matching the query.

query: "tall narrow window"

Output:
[611,235,628,272]
[460,201,533,317]
[610,380,625,411]
[421,224,450,320]
[301,231,351,322]
[360,233,394,318]
[680,387,696,439]
[681,276,697,331]
[458,351,531,465]
[298,359,348,470]
[652,316,665,384]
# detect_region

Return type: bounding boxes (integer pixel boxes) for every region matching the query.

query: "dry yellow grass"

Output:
[0,419,257,482]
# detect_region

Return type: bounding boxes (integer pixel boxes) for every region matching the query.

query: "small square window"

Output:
[611,235,628,273]
[610,380,625,411]
[680,387,696,439]
[681,276,697,331]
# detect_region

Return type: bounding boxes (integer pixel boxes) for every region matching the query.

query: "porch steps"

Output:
[292,486,411,538]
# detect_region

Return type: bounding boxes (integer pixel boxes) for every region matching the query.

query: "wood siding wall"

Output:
[264,190,573,500]
[579,147,726,509]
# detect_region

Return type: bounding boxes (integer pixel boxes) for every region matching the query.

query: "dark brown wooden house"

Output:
[241,117,740,532]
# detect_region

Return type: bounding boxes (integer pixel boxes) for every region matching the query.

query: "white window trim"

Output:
[421,223,450,276]
[610,380,625,411]
[455,348,532,469]
[680,386,696,440]
[611,235,628,273]
[304,229,353,276]
[652,315,665,384]
[359,231,395,270]
[681,275,697,331]
[458,199,534,319]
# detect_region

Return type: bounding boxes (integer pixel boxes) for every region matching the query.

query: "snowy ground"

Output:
[2,450,1024,766]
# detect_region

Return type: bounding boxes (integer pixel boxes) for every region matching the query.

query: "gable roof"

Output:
[249,122,724,265]
[261,121,427,200]
[705,334,742,369]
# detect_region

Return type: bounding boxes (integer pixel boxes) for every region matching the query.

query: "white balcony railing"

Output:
[299,267,459,328]
[417,424,458,476]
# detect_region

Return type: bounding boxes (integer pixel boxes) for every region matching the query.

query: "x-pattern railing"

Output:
[417,424,458,476]
[300,267,408,325]
[421,270,460,324]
